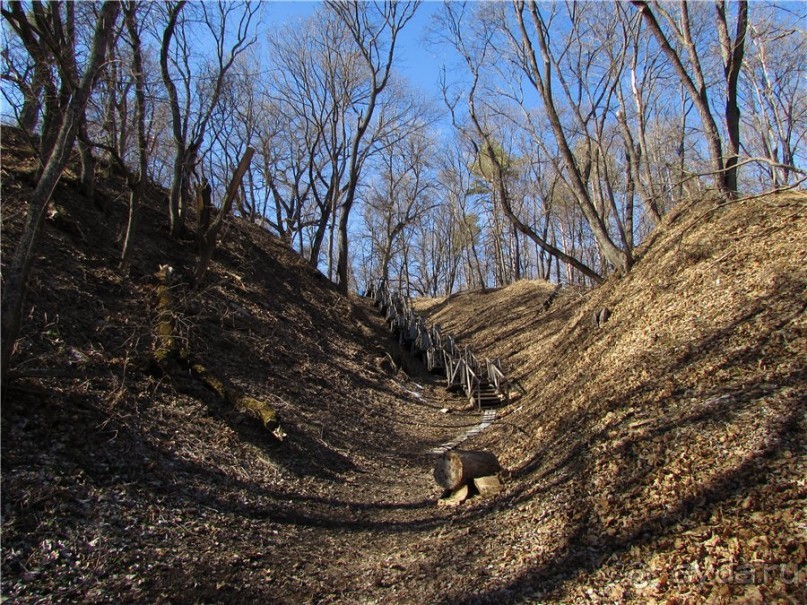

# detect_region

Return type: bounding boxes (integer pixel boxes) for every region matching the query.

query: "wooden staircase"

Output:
[475,382,502,409]
[367,277,514,411]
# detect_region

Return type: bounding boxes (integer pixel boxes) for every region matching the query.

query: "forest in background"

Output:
[1,1,805,373]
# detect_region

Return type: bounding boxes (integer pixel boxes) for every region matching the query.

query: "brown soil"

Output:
[2,126,805,604]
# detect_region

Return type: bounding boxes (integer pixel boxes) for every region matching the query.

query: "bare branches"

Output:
[630,0,738,197]
[321,0,422,293]
[158,0,259,237]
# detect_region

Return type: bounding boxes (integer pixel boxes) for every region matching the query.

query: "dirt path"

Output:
[1,126,501,604]
[2,290,499,604]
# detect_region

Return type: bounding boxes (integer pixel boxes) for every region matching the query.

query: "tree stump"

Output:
[593,307,611,328]
[433,450,501,491]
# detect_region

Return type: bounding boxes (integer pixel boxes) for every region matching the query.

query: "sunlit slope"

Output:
[418,191,806,602]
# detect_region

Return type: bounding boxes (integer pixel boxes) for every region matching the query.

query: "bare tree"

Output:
[159,0,258,237]
[741,7,806,188]
[438,2,611,283]
[362,129,437,283]
[508,0,632,275]
[2,0,102,193]
[92,12,130,174]
[715,0,748,195]
[1,1,120,385]
[630,0,747,198]
[1,14,43,133]
[441,138,488,291]
[327,0,420,294]
[119,0,149,268]
[205,53,264,223]
[2,1,63,164]
[265,12,355,265]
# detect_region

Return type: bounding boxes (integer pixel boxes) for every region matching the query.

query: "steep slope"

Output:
[0,128,482,603]
[417,190,806,603]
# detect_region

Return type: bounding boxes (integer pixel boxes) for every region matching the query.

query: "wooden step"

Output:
[474,384,502,409]
[478,397,501,408]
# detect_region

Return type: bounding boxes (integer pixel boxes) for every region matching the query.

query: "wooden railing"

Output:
[367,277,513,410]
[486,359,511,406]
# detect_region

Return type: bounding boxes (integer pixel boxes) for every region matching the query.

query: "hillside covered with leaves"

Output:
[2,119,805,604]
[417,189,806,602]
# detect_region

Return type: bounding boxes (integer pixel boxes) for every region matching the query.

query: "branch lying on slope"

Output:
[151,264,284,440]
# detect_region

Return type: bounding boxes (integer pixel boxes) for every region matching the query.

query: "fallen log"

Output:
[434,450,501,491]
[150,264,283,439]
[190,362,282,435]
[153,264,179,365]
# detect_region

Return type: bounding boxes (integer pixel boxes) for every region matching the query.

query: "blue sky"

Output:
[0,1,453,130]
[263,1,450,106]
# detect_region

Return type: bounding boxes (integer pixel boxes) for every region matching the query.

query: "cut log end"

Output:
[473,474,503,497]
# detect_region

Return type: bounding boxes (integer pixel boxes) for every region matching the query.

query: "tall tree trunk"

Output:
[328,197,340,281]
[38,78,63,173]
[78,119,96,202]
[159,0,188,238]
[335,196,351,290]
[615,95,661,222]
[18,77,43,134]
[167,151,185,236]
[677,84,688,201]
[715,0,748,196]
[308,208,329,269]
[468,230,486,291]
[120,0,148,270]
[624,144,635,251]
